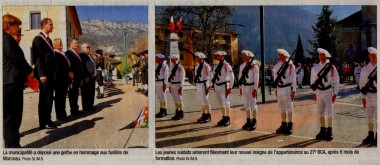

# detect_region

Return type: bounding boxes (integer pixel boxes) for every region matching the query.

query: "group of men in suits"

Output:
[2,15,106,148]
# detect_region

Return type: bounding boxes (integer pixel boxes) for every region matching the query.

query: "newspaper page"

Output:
[1,0,379,164]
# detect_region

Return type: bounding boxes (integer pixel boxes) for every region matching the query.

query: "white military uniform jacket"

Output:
[212,60,234,89]
[239,61,259,90]
[310,62,340,95]
[273,61,297,92]
[155,60,169,85]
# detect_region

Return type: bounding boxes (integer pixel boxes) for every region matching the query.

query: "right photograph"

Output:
[154,5,377,148]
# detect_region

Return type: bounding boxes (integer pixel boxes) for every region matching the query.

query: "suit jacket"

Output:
[54,51,71,85]
[32,32,55,79]
[80,53,96,79]
[65,49,83,81]
[3,31,33,85]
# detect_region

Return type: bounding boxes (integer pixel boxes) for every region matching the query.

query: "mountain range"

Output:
[79,20,148,55]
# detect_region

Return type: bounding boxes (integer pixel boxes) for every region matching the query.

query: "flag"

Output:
[133,106,148,128]
[169,16,175,32]
[177,17,183,31]
[26,74,39,92]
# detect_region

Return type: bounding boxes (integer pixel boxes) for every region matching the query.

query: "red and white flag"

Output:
[177,17,183,31]
[169,16,175,32]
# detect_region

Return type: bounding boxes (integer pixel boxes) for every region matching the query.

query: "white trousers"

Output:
[196,82,210,105]
[170,84,183,104]
[365,93,377,123]
[241,85,257,110]
[297,75,303,85]
[155,82,166,102]
[316,89,334,117]
[215,83,230,108]
[276,86,294,113]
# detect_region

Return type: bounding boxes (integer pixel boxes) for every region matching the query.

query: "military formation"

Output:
[155,47,377,145]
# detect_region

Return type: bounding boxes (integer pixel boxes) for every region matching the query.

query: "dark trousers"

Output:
[54,81,69,119]
[3,83,24,148]
[96,70,103,86]
[38,79,55,127]
[81,77,95,111]
[68,78,81,113]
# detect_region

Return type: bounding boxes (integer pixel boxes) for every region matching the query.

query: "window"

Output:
[30,12,41,30]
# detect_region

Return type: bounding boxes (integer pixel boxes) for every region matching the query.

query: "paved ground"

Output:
[19,79,148,148]
[156,83,376,148]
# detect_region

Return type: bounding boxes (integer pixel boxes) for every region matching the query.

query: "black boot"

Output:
[172,110,184,120]
[222,116,230,127]
[286,122,293,135]
[197,113,206,123]
[171,109,178,120]
[155,108,167,118]
[374,133,377,146]
[316,127,326,140]
[362,131,375,145]
[217,116,226,126]
[203,113,211,123]
[276,122,287,134]
[251,118,257,130]
[325,127,333,141]
[242,118,252,130]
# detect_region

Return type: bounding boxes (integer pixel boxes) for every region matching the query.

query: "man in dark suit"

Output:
[80,44,97,111]
[53,38,72,121]
[66,38,84,116]
[3,14,33,148]
[32,18,57,129]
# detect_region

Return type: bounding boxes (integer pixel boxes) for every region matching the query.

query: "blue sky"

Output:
[297,6,361,20]
[76,6,148,24]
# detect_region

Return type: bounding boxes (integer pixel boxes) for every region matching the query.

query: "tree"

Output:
[156,6,235,62]
[294,34,305,66]
[308,6,340,62]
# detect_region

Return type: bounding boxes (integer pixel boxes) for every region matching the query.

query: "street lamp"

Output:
[123,29,128,84]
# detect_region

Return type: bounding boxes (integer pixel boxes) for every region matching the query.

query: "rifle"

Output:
[155,62,163,80]
[238,57,254,86]
[296,66,303,75]
[211,59,225,86]
[168,60,180,82]
[193,62,204,84]
[360,67,377,95]
[310,62,333,91]
[272,49,296,88]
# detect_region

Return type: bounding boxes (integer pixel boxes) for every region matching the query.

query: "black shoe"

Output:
[197,113,207,123]
[172,110,184,120]
[155,108,167,118]
[325,127,333,141]
[97,94,104,99]
[251,118,257,130]
[203,113,211,123]
[144,91,148,96]
[374,133,377,146]
[362,131,375,145]
[72,111,85,116]
[242,118,253,130]
[316,127,326,140]
[276,122,287,134]
[135,89,141,92]
[222,116,230,127]
[217,116,226,126]
[286,122,293,135]
[58,116,70,121]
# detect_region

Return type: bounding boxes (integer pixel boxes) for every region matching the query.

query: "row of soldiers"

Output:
[155,47,377,145]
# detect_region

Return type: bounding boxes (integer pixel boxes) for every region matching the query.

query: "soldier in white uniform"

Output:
[354,63,361,89]
[155,53,169,118]
[310,48,339,141]
[359,47,377,145]
[212,51,235,127]
[194,52,213,123]
[296,63,304,88]
[273,49,297,135]
[239,50,259,131]
[168,53,186,120]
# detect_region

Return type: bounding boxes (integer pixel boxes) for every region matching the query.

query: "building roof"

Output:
[68,6,82,35]
[337,10,362,26]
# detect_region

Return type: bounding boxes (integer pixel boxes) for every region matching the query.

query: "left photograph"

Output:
[3,5,148,148]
